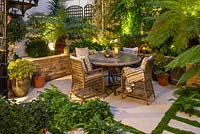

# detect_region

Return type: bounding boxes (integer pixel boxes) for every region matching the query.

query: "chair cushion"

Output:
[122,47,138,56]
[123,67,144,86]
[70,55,87,72]
[81,56,92,71]
[75,47,89,57]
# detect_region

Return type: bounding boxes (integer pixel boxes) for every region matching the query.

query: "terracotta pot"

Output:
[157,74,169,86]
[33,74,45,88]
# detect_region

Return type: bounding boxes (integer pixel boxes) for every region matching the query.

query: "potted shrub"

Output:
[8,58,36,97]
[33,70,46,88]
[153,54,170,86]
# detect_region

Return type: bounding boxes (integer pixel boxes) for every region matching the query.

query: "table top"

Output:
[89,52,141,67]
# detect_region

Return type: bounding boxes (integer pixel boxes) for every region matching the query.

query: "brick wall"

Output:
[26,54,72,81]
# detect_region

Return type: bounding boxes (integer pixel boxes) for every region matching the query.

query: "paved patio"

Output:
[13,75,200,134]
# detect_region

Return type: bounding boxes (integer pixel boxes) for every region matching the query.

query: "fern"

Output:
[146,0,200,55]
[48,0,65,16]
[166,45,200,84]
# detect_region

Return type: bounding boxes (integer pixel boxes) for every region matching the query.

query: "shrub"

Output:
[69,40,104,53]
[25,37,55,58]
[8,58,36,80]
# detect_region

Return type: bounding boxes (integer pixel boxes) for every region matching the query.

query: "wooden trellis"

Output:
[84,4,93,20]
[66,5,83,19]
[66,4,94,20]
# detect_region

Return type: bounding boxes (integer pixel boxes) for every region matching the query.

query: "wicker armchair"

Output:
[121,56,155,105]
[70,55,105,103]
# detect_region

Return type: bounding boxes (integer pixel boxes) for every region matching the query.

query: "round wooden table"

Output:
[89,52,141,96]
[89,52,141,67]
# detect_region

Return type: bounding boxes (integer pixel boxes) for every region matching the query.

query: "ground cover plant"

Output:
[0,85,143,134]
[152,86,200,134]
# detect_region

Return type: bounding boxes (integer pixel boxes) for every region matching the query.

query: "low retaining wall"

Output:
[27,54,72,81]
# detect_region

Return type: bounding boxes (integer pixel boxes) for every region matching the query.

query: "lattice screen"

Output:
[84,4,93,20]
[66,4,94,20]
[66,5,83,19]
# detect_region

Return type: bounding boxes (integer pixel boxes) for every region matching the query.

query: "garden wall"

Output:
[27,54,72,81]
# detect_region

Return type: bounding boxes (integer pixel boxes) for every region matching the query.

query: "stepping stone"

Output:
[162,130,174,134]
[194,106,200,112]
[176,111,200,123]
[168,119,200,134]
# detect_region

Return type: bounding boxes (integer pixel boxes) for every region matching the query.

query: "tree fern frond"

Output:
[166,45,200,70]
[178,65,200,84]
[148,1,179,10]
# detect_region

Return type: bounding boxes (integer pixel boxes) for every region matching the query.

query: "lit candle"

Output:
[113,46,120,58]
[114,47,119,55]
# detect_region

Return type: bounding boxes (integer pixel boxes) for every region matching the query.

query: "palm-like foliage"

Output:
[48,0,65,16]
[146,0,200,54]
[147,0,200,84]
[166,45,200,84]
[27,9,99,44]
[44,9,99,41]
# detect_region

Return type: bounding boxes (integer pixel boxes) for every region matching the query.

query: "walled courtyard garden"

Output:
[0,0,200,133]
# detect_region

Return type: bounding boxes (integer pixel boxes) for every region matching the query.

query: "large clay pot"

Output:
[33,74,45,88]
[12,78,31,97]
[157,73,169,86]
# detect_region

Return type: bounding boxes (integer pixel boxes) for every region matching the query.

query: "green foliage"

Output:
[48,0,65,16]
[152,53,172,75]
[7,17,26,43]
[146,0,200,55]
[166,45,200,84]
[84,115,123,134]
[152,86,200,134]
[25,37,55,58]
[8,58,36,80]
[38,9,99,42]
[174,86,200,114]
[26,12,48,38]
[0,98,43,134]
[0,85,142,133]
[69,40,104,53]
[98,0,153,36]
[120,34,144,48]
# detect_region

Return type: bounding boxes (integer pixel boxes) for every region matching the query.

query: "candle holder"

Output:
[104,49,112,58]
[113,45,120,58]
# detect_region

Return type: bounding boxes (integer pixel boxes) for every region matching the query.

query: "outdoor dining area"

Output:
[70,47,155,105]
[0,0,200,133]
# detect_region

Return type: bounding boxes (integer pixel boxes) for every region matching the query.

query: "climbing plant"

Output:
[93,0,153,35]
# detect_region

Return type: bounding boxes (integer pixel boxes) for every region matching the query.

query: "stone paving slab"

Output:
[162,130,174,134]
[168,119,200,134]
[176,111,200,123]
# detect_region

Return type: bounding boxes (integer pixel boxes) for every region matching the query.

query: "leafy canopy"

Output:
[146,0,200,54]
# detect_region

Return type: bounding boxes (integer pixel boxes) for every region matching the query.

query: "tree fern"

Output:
[166,45,200,84]
[146,0,200,55]
[48,0,65,16]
